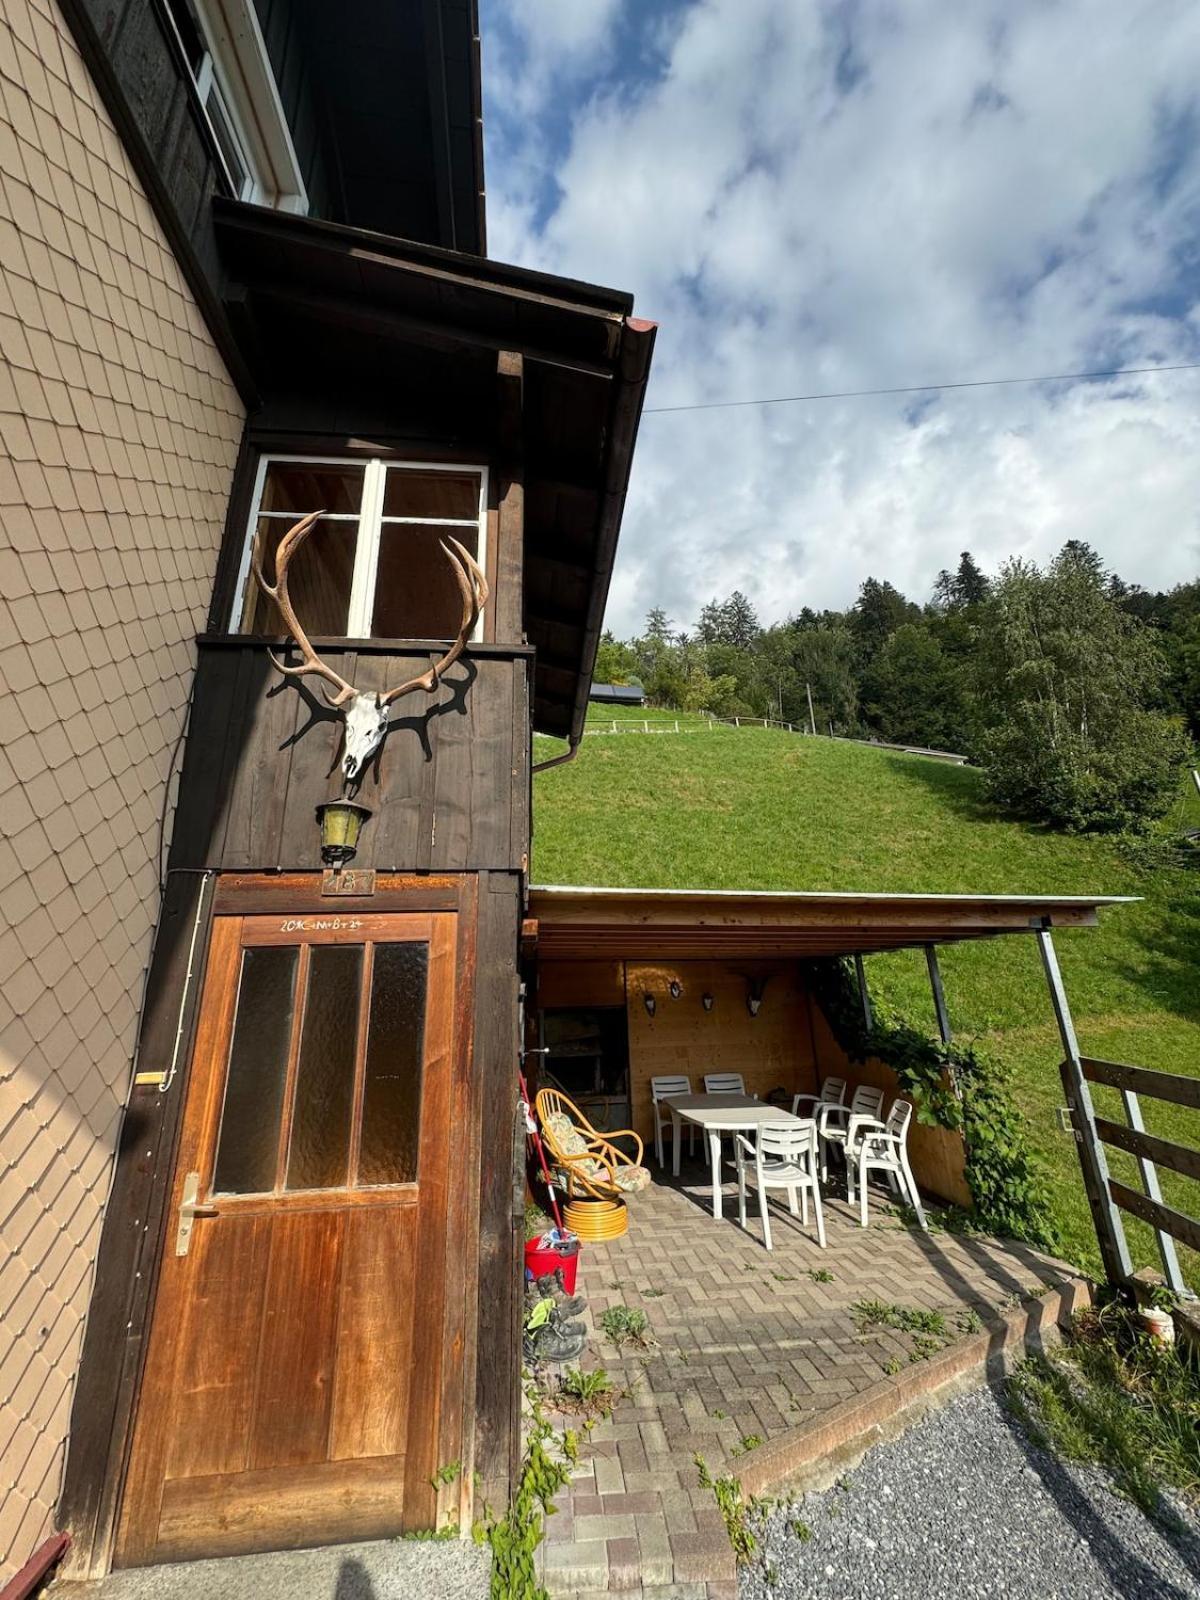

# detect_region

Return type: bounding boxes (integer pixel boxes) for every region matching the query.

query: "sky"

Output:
[479,0,1200,639]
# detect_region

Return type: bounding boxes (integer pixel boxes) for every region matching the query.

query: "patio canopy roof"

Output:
[528,884,1136,960]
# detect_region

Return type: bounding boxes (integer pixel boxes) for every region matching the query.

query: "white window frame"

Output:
[230,455,490,641]
[166,0,309,213]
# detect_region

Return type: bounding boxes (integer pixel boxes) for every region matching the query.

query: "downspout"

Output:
[532,738,581,776]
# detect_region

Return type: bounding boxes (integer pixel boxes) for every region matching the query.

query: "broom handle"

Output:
[519,1069,565,1233]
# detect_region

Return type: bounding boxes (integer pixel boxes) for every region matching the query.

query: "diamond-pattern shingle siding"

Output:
[0,0,244,1576]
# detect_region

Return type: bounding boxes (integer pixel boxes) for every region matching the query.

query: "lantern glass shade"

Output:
[702,993,714,1011]
[316,800,371,867]
[643,992,656,1018]
[669,979,682,1000]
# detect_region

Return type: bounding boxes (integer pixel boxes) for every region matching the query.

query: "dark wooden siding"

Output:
[250,0,338,218]
[58,0,235,345]
[169,640,532,873]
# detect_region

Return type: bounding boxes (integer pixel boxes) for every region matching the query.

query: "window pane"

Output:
[213,946,298,1195]
[358,942,428,1186]
[371,524,479,639]
[206,83,251,198]
[382,469,479,520]
[286,945,363,1191]
[243,516,354,634]
[260,464,365,516]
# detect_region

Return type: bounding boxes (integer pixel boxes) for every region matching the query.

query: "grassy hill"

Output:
[534,711,1200,1282]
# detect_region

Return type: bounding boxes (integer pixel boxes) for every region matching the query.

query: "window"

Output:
[232,456,489,641]
[162,0,308,212]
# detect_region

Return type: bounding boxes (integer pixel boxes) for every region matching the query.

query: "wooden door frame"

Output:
[60,871,480,1578]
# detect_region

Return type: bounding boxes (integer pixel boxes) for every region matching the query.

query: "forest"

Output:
[596,542,1199,834]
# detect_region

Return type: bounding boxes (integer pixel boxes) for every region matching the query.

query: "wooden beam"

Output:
[1109,1181,1200,1256]
[1095,1119,1200,1183]
[494,351,524,642]
[1082,1058,1200,1111]
[248,285,618,380]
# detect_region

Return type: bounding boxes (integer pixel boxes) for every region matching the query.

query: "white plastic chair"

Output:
[819,1084,886,1188]
[852,1099,927,1230]
[734,1122,825,1251]
[704,1072,749,1096]
[650,1074,696,1168]
[792,1075,847,1119]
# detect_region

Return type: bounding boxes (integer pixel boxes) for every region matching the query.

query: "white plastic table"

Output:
[663,1093,812,1219]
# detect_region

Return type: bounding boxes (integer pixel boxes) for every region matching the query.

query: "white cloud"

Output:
[481,0,1200,635]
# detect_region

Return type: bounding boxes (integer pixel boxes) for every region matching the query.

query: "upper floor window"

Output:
[163,0,308,212]
[231,458,489,641]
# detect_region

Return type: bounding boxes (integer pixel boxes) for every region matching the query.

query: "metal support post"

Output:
[1037,926,1131,1285]
[853,953,873,1032]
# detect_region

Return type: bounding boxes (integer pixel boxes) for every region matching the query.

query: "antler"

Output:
[251,516,489,708]
[378,536,490,705]
[251,511,357,707]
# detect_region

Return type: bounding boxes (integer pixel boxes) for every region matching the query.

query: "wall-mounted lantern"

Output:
[316,800,372,868]
[746,976,769,1017]
[702,992,715,1012]
[669,979,682,1000]
[643,992,657,1018]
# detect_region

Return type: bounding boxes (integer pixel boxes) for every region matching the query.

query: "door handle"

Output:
[175,1171,219,1256]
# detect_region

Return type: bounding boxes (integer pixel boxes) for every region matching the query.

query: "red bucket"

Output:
[524,1236,579,1295]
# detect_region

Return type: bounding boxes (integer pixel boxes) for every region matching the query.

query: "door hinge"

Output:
[175,1171,219,1256]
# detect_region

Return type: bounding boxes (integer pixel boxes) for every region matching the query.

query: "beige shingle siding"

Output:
[0,0,245,1575]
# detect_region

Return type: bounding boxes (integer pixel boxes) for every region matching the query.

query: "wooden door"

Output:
[116,911,462,1566]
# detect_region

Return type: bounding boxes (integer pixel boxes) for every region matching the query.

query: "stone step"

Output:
[50,1536,491,1600]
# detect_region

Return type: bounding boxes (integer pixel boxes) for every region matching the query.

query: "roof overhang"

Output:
[529,884,1136,961]
[213,200,656,743]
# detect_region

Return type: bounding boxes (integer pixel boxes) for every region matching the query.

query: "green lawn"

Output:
[533,715,1200,1281]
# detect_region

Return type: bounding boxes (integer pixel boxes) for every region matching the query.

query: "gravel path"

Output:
[740,1386,1200,1600]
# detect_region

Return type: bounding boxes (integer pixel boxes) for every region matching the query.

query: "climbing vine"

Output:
[801,958,1059,1252]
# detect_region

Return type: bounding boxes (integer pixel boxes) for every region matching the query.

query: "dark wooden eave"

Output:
[214,200,656,743]
[529,885,1136,961]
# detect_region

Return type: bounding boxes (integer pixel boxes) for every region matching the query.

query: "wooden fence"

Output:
[1079,1056,1200,1292]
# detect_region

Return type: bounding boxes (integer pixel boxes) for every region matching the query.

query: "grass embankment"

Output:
[534,711,1200,1282]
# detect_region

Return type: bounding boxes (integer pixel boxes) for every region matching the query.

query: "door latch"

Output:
[175,1171,219,1256]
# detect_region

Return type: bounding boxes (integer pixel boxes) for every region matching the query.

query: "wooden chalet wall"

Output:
[170,641,531,873]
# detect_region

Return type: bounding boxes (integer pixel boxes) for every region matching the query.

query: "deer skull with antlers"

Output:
[251,510,489,784]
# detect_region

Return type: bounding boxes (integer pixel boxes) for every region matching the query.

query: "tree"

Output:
[722,590,760,650]
[644,607,675,644]
[594,631,640,685]
[954,550,990,606]
[860,623,972,750]
[849,577,919,660]
[972,546,1190,832]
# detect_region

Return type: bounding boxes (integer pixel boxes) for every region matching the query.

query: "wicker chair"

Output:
[535,1088,651,1240]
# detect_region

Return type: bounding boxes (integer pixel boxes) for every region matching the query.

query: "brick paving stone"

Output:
[539,1166,1077,1598]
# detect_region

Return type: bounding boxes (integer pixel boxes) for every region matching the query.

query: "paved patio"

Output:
[538,1161,1086,1599]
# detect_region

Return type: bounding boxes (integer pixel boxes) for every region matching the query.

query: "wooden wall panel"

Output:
[537,961,626,1010]
[472,873,523,1509]
[170,643,532,873]
[808,1007,971,1207]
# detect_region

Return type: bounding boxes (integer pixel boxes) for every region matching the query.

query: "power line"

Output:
[640,360,1200,414]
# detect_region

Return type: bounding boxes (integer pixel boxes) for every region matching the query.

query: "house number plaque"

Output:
[321,868,376,896]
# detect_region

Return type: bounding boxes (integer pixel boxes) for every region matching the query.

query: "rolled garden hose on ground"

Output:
[564,1197,628,1241]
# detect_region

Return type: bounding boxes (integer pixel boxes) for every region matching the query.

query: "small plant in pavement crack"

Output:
[600,1304,652,1349]
[694,1453,757,1562]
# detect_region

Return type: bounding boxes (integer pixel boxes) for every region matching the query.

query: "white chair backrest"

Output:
[886,1099,913,1140]
[820,1076,848,1105]
[705,1072,746,1095]
[757,1122,818,1161]
[849,1085,886,1118]
[651,1074,692,1102]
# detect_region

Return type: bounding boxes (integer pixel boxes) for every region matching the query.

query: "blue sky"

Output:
[480,0,1200,637]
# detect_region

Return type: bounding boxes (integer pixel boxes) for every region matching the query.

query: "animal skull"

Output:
[341,692,391,783]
